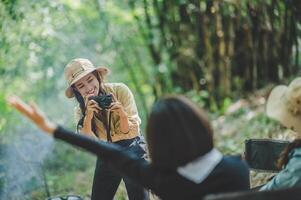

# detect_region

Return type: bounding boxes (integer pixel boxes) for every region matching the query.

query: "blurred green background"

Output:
[0,0,300,199]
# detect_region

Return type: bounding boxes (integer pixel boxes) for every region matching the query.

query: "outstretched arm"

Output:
[6,96,123,156]
[7,96,158,191]
[7,95,57,134]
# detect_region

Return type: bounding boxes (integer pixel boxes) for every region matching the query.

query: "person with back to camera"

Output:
[260,77,301,190]
[7,95,250,200]
[63,58,149,200]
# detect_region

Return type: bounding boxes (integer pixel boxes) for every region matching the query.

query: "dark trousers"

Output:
[91,136,149,200]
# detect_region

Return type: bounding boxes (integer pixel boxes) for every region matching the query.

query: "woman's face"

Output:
[73,73,100,98]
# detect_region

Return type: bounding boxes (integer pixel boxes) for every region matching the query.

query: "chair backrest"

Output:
[204,186,301,200]
[244,139,290,172]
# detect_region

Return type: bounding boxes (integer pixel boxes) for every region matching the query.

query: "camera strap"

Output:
[106,111,113,142]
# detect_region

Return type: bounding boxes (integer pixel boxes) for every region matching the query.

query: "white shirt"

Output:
[177,148,223,184]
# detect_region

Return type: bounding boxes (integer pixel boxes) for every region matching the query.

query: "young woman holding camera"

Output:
[63,58,149,200]
[8,95,250,200]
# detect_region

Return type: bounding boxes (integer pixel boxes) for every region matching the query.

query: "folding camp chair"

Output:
[244,139,290,172]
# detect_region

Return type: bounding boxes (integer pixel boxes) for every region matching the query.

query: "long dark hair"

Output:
[277,139,301,169]
[72,71,106,134]
[146,95,214,169]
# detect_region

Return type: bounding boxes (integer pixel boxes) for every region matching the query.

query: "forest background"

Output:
[0,0,300,199]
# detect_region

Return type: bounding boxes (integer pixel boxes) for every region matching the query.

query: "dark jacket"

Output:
[54,126,250,200]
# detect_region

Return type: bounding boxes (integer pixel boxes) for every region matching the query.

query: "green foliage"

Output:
[220,97,233,114]
[45,141,94,173]
[130,0,301,106]
[1,0,300,198]
[215,111,282,155]
[185,89,209,107]
[0,93,10,133]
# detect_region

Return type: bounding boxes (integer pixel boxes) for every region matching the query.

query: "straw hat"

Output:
[64,58,109,98]
[266,77,301,133]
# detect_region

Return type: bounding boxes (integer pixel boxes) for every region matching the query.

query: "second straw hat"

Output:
[266,77,301,133]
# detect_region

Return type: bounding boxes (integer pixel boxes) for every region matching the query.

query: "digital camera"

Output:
[88,94,113,110]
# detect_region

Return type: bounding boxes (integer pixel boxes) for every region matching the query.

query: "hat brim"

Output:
[266,85,301,133]
[65,66,109,98]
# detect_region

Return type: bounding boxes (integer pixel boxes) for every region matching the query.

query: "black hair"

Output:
[146,95,214,169]
[277,139,301,169]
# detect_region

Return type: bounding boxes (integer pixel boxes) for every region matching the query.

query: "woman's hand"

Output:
[80,95,102,137]
[6,96,57,135]
[84,95,102,120]
[109,93,127,118]
[108,93,130,134]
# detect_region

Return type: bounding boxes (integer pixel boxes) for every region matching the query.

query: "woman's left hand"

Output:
[108,93,127,118]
